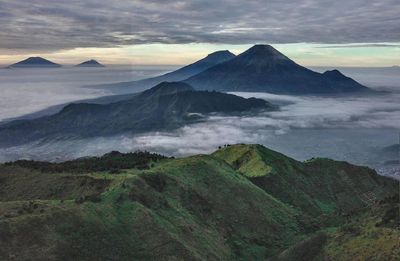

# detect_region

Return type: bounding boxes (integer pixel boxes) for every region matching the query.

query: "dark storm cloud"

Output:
[0,0,399,51]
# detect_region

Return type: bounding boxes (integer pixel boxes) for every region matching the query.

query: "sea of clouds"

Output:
[0,67,399,178]
[0,65,173,121]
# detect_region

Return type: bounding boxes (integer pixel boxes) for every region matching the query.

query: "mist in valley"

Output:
[0,66,399,179]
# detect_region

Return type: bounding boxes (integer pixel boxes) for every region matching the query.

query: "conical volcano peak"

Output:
[76,59,105,67]
[241,44,290,60]
[8,57,61,68]
[185,44,369,94]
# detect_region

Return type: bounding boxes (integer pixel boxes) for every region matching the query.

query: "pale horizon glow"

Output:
[1,43,399,68]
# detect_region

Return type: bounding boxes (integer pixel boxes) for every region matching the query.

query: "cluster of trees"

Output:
[5,151,167,173]
[218,144,232,149]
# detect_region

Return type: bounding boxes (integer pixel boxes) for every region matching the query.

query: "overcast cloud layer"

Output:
[1,0,399,52]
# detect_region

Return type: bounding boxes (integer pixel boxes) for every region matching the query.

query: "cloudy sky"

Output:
[0,0,399,66]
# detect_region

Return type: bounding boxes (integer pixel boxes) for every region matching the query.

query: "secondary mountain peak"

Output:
[76,59,105,67]
[90,50,235,93]
[323,69,346,78]
[8,57,61,68]
[205,50,235,60]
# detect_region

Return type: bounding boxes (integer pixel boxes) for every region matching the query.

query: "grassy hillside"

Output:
[0,144,398,260]
[213,144,396,217]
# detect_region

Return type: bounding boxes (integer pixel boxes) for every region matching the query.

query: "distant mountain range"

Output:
[75,59,105,67]
[92,50,235,93]
[7,57,105,68]
[185,45,369,94]
[7,46,369,94]
[8,57,61,68]
[93,44,369,95]
[0,82,272,147]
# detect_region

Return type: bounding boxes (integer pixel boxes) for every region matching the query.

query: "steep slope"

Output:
[92,50,235,93]
[8,57,61,68]
[0,145,398,260]
[75,59,105,67]
[213,144,397,217]
[185,45,369,94]
[0,82,271,147]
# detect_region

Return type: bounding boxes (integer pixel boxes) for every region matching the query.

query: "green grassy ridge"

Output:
[5,151,166,173]
[0,155,306,260]
[0,144,398,260]
[213,144,398,218]
[0,165,111,201]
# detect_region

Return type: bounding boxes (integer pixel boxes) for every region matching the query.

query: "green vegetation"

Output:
[5,151,166,173]
[0,144,398,260]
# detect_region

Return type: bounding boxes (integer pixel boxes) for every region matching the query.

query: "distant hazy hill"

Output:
[75,59,105,67]
[383,144,400,154]
[0,82,271,147]
[381,144,400,165]
[8,57,61,68]
[0,144,398,260]
[185,45,370,94]
[91,50,235,93]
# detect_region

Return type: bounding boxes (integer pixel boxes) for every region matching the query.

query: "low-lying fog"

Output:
[0,66,399,179]
[0,65,175,121]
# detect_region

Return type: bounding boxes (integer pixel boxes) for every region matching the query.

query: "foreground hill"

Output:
[185,45,370,94]
[0,144,398,260]
[92,50,235,93]
[7,57,61,68]
[75,59,105,67]
[0,82,271,147]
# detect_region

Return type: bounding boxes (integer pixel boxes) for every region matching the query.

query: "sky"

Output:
[0,0,399,66]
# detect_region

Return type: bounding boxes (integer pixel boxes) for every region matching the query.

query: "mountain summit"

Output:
[8,57,61,68]
[76,59,105,67]
[239,44,292,62]
[185,44,369,94]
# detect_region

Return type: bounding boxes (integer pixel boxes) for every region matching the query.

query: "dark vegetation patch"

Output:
[179,189,213,219]
[375,194,399,228]
[128,176,170,209]
[271,233,328,261]
[0,168,111,201]
[4,151,166,173]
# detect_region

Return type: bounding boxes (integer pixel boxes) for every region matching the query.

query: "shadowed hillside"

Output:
[0,82,271,148]
[92,50,235,93]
